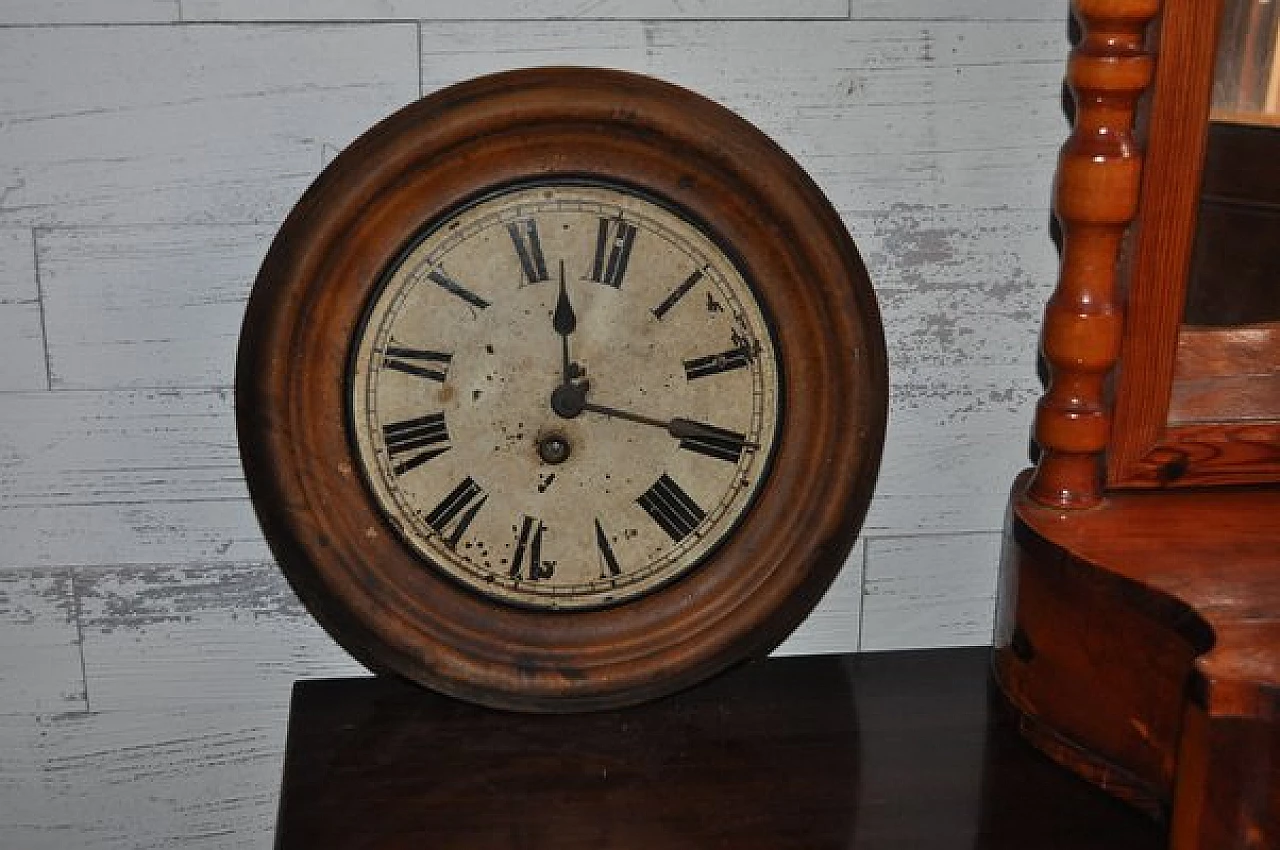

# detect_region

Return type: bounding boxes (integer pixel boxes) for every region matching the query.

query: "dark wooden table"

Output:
[276,648,1165,849]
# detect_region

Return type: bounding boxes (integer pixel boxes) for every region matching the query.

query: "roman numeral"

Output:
[683,344,753,380]
[511,516,553,580]
[427,268,490,309]
[636,474,706,542]
[383,347,452,382]
[652,268,704,320]
[676,421,748,464]
[589,218,637,288]
[594,518,621,578]
[507,219,549,284]
[425,477,488,548]
[383,413,450,475]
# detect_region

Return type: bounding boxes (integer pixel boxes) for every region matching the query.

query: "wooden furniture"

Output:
[275,649,1164,849]
[994,1,1280,848]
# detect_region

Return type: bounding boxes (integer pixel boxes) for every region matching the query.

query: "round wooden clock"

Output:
[236,68,887,711]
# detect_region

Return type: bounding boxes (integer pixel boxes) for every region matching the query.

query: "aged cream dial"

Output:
[349,182,782,609]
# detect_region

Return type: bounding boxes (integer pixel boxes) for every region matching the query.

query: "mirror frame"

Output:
[1108,0,1280,489]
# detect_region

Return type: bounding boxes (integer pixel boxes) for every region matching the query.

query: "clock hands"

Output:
[546,263,748,455]
[580,401,758,453]
[550,260,591,419]
[552,260,579,387]
[545,260,751,460]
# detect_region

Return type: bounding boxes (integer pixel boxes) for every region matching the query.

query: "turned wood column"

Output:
[1027,0,1160,509]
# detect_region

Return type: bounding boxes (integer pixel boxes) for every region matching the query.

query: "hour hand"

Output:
[553,260,579,385]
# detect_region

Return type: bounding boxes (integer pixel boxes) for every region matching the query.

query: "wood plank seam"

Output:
[30,228,52,392]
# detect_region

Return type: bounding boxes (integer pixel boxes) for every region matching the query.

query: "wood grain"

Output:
[0,706,284,850]
[1170,323,1280,423]
[0,24,419,227]
[1103,0,1275,491]
[0,389,269,568]
[180,0,1069,22]
[76,563,364,712]
[995,477,1280,845]
[1026,0,1158,508]
[183,0,848,20]
[418,20,1066,215]
[850,0,1065,18]
[0,570,85,715]
[775,540,865,655]
[861,533,1001,651]
[275,650,1164,850]
[37,226,273,390]
[0,227,46,391]
[0,1,178,24]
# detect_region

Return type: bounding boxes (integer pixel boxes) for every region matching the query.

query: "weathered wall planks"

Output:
[860,533,1003,650]
[0,570,85,715]
[0,389,269,567]
[0,25,419,227]
[0,1,180,25]
[0,706,284,849]
[180,0,850,21]
[37,226,273,389]
[0,227,47,391]
[0,7,1065,846]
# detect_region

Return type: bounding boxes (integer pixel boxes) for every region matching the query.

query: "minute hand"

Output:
[579,401,758,448]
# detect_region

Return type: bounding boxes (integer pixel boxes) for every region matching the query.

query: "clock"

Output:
[237,68,887,711]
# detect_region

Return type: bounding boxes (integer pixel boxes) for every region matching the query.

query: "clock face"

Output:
[348,182,782,610]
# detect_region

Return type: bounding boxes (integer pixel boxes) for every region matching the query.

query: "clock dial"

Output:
[349,183,782,610]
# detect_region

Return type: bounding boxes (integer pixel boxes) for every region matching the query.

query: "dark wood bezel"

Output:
[236,68,887,712]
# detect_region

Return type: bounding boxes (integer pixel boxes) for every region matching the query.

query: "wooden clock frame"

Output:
[236,68,887,712]
[995,2,1280,848]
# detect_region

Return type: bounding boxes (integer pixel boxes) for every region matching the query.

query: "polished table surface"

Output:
[275,648,1165,849]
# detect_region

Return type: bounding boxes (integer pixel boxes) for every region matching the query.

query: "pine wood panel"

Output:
[860,533,1002,651]
[0,24,419,228]
[0,302,46,391]
[0,21,1065,223]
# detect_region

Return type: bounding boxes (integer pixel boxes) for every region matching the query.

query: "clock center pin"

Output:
[550,376,588,419]
[537,433,572,465]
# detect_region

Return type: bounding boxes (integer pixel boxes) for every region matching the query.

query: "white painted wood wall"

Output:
[0,2,1068,846]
